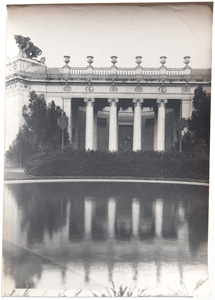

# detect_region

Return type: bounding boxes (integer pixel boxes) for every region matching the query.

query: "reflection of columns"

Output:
[132,198,140,237]
[93,109,98,150]
[154,199,163,238]
[108,98,119,151]
[153,110,158,151]
[133,99,143,151]
[84,98,95,150]
[84,197,93,238]
[108,198,116,238]
[156,99,167,151]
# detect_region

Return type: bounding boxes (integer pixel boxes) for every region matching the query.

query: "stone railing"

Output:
[6,56,211,82]
[65,66,185,77]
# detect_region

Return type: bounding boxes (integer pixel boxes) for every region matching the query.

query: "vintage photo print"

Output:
[2,2,214,298]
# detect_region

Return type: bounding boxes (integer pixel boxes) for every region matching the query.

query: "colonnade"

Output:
[83,197,184,239]
[83,98,168,152]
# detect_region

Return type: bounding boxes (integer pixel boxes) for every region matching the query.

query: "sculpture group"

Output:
[14,35,42,60]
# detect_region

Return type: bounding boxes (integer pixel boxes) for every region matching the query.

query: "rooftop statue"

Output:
[14,35,42,60]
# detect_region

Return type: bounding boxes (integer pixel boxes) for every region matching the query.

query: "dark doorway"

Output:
[119,124,133,151]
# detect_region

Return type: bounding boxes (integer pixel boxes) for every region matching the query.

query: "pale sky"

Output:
[6,3,213,69]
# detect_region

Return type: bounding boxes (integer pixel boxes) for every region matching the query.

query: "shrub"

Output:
[24,149,209,180]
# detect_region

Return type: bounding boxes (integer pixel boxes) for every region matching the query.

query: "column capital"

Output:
[181,97,191,102]
[84,98,95,106]
[108,98,119,106]
[133,98,144,105]
[157,99,168,108]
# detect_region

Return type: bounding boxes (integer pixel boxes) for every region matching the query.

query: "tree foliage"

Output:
[6,91,69,166]
[182,86,210,154]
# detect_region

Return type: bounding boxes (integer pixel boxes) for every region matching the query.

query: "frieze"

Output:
[182,86,190,93]
[158,86,167,93]
[63,85,72,92]
[85,86,94,92]
[134,86,143,93]
[110,86,118,92]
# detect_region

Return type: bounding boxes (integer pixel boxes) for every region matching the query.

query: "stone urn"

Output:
[87,56,94,65]
[160,56,167,66]
[135,56,142,66]
[183,56,191,67]
[111,56,118,65]
[64,55,70,65]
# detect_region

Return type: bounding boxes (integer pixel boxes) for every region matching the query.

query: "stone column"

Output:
[156,99,167,151]
[133,99,143,151]
[93,108,98,150]
[153,110,158,151]
[181,98,191,119]
[84,98,95,150]
[108,98,119,151]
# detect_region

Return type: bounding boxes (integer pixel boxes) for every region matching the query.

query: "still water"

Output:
[2,182,209,296]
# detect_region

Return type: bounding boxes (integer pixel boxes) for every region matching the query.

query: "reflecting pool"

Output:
[2,182,209,296]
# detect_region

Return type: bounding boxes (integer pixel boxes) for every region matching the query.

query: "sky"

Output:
[6,3,213,69]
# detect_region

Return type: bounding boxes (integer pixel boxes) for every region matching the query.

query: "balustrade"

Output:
[6,55,211,83]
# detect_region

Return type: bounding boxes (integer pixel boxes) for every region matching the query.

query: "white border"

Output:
[0,1,214,300]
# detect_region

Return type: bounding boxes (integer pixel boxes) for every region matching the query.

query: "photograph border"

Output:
[0,0,214,299]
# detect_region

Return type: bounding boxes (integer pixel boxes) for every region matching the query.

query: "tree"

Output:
[22,91,49,149]
[6,91,69,166]
[182,86,210,154]
[5,125,32,166]
[46,101,69,148]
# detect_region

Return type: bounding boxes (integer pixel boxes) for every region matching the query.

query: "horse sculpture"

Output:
[14,35,42,59]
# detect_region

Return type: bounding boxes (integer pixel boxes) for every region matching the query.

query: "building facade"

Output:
[5,54,211,151]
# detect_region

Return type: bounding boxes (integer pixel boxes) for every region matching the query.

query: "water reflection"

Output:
[3,182,209,295]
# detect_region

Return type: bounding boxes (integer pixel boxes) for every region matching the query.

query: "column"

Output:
[93,108,98,150]
[108,197,116,238]
[84,98,94,150]
[154,199,163,238]
[133,99,143,151]
[153,110,158,151]
[108,98,119,151]
[156,99,167,151]
[181,98,191,119]
[132,198,140,237]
